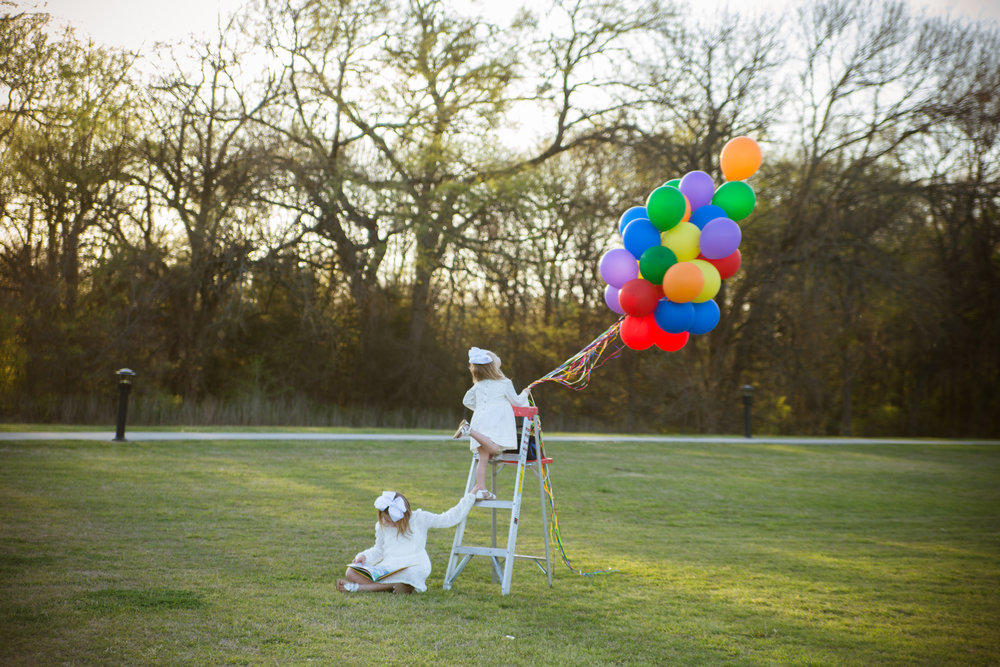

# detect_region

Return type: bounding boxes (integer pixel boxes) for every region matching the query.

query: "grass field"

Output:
[1,434,998,665]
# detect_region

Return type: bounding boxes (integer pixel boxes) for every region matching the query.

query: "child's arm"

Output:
[503,379,531,407]
[423,493,476,529]
[354,522,385,564]
[462,386,476,411]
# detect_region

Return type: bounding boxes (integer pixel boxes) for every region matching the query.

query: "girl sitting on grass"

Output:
[452,347,531,500]
[337,490,474,594]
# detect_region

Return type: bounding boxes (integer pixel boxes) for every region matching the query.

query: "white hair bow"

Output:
[374,491,407,522]
[468,347,493,364]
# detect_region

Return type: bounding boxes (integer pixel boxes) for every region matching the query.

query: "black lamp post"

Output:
[113,368,136,442]
[741,384,755,439]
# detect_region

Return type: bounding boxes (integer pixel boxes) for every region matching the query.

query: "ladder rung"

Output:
[452,546,509,558]
[473,499,514,509]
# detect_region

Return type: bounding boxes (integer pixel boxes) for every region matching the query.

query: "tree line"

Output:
[1,0,997,437]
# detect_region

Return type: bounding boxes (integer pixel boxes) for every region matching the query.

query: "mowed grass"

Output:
[1,435,998,665]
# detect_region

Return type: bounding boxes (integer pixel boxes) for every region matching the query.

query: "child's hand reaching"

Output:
[352,554,366,565]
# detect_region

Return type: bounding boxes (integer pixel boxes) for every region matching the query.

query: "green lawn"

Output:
[1,436,997,665]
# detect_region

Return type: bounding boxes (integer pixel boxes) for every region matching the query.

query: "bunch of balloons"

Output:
[599,136,761,351]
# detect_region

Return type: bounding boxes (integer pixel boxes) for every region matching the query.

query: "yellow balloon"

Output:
[661,222,701,262]
[690,259,721,302]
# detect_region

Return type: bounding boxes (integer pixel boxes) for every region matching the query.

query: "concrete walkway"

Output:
[1,431,996,445]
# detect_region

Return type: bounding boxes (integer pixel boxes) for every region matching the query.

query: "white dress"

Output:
[355,493,475,592]
[462,378,531,452]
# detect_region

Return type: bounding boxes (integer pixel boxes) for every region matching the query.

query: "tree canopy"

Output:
[1,0,998,437]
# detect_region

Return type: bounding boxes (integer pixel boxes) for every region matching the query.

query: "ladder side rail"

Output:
[444,456,478,588]
[444,554,473,587]
[537,457,553,585]
[500,413,534,594]
[490,462,499,583]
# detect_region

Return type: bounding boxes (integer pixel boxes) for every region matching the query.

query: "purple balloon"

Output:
[604,285,625,315]
[679,171,715,210]
[618,206,648,236]
[699,217,742,259]
[599,248,639,288]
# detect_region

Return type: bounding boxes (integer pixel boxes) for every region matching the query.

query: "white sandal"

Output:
[475,489,496,501]
[452,420,470,439]
[342,581,359,592]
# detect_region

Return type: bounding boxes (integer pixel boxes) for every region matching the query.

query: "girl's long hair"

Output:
[377,492,412,536]
[470,351,505,383]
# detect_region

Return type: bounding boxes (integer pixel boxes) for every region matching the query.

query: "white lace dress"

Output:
[462,378,531,451]
[354,493,475,592]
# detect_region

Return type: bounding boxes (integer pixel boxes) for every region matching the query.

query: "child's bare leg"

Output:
[469,429,501,493]
[343,568,369,585]
[338,578,396,593]
[468,427,500,454]
[339,569,410,593]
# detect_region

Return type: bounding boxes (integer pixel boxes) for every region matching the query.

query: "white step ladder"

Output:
[443,405,553,595]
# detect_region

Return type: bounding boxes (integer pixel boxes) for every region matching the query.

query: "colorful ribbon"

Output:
[527,317,625,392]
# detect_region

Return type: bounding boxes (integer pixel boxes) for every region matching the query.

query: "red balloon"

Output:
[699,249,742,280]
[618,278,661,317]
[620,315,657,350]
[654,328,689,352]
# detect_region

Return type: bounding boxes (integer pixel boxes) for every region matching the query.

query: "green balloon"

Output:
[664,178,681,188]
[645,186,686,232]
[712,181,756,221]
[639,245,678,284]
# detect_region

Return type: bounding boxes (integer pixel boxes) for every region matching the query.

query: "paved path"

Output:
[1,431,996,445]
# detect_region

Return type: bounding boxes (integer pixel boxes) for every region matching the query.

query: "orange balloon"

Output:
[662,262,704,303]
[720,136,762,181]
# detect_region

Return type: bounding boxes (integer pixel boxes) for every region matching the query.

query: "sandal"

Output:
[452,420,470,439]
[474,489,496,501]
[338,580,360,593]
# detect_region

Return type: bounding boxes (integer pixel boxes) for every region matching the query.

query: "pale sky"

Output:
[13,0,1000,54]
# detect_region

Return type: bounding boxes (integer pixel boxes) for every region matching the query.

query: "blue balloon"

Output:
[689,300,721,334]
[622,218,662,259]
[618,206,649,236]
[654,298,694,334]
[689,204,728,230]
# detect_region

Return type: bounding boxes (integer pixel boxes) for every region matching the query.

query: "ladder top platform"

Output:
[512,405,539,417]
[495,453,552,465]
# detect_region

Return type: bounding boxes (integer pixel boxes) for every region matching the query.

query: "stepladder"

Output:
[443,405,553,595]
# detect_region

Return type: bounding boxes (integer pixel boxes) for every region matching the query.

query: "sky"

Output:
[12,0,1000,54]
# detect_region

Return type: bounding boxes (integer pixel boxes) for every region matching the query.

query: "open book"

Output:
[347,563,409,582]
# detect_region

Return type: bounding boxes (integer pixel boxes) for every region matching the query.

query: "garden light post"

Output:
[741,384,755,439]
[113,368,136,442]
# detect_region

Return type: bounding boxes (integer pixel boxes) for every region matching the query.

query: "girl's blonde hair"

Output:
[470,350,506,383]
[377,492,412,536]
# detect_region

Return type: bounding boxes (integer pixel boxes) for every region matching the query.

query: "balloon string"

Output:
[530,413,620,577]
[527,317,625,392]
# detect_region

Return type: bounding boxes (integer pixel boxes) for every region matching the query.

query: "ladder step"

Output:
[452,546,509,558]
[473,499,514,509]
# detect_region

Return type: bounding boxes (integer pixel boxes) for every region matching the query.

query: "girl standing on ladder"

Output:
[452,347,531,500]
